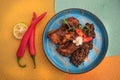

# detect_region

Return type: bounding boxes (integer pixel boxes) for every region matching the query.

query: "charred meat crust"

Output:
[47,17,95,67]
[48,17,80,44]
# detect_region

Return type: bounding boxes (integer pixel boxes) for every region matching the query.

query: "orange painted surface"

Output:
[64,55,120,80]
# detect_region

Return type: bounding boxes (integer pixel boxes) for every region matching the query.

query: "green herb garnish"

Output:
[78,25,82,30]
[70,26,76,31]
[86,25,90,32]
[63,18,71,30]
[63,18,76,31]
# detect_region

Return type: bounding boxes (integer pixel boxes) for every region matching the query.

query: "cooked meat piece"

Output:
[70,40,94,67]
[57,41,81,56]
[67,17,79,27]
[48,17,80,44]
[48,26,79,44]
[70,49,89,66]
[70,23,95,67]
[87,41,93,50]
[48,25,68,44]
[62,31,79,44]
[48,17,96,67]
[70,48,89,67]
[82,41,93,50]
[83,23,95,38]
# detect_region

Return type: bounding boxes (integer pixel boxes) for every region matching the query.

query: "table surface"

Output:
[0,0,120,80]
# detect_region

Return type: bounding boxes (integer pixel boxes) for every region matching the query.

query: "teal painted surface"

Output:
[55,0,120,56]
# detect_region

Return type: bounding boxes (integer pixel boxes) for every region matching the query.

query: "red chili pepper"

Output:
[28,12,37,68]
[75,28,93,43]
[16,12,47,68]
[75,28,86,37]
[83,37,93,43]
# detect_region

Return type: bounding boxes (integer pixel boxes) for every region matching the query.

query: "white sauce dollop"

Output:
[73,36,83,46]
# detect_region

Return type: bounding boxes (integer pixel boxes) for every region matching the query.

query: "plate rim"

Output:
[42,8,109,74]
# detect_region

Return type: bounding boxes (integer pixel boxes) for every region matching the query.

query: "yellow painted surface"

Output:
[65,55,120,80]
[0,0,66,80]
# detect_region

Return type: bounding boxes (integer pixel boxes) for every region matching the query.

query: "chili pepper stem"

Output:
[31,55,36,68]
[17,58,26,68]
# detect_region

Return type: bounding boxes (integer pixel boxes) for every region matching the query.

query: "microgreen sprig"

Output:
[86,25,90,32]
[78,24,82,30]
[63,18,77,31]
[63,18,71,30]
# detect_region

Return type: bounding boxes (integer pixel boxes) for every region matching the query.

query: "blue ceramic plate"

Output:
[42,8,108,74]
